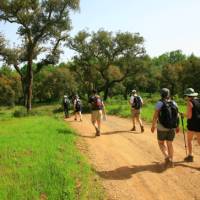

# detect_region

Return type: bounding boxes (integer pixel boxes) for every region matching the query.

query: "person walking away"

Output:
[182,88,200,162]
[151,88,179,167]
[129,90,144,133]
[63,95,70,118]
[89,89,105,136]
[73,95,82,121]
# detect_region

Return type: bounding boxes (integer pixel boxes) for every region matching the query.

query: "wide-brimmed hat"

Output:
[184,88,198,97]
[64,95,67,98]
[131,89,136,93]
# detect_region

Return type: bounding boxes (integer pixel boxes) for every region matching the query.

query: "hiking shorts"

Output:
[157,129,175,141]
[91,110,102,122]
[131,108,140,117]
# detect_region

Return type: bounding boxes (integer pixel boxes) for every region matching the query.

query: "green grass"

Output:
[0,107,104,200]
[105,97,187,126]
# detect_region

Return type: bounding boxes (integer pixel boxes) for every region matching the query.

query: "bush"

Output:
[13,107,40,117]
[13,107,27,117]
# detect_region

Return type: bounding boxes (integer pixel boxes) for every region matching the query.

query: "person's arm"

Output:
[129,96,133,105]
[140,96,144,105]
[151,110,159,133]
[186,101,193,119]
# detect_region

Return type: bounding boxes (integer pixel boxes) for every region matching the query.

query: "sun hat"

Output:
[160,88,170,98]
[132,89,136,93]
[184,88,198,97]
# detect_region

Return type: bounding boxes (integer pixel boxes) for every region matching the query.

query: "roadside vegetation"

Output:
[0,106,104,200]
[105,94,187,127]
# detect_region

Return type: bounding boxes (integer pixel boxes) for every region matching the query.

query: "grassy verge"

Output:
[105,97,187,126]
[0,107,104,200]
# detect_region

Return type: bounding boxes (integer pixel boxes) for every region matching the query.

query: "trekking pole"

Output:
[181,115,188,156]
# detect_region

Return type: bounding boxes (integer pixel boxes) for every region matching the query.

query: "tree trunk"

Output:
[123,85,128,100]
[103,84,109,101]
[21,77,27,106]
[26,60,33,112]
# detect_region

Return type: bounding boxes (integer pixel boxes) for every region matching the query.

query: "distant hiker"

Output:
[181,88,200,162]
[151,88,179,167]
[89,89,105,136]
[73,95,82,121]
[63,95,70,118]
[129,89,144,133]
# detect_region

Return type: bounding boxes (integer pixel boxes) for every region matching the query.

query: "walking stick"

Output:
[181,115,188,156]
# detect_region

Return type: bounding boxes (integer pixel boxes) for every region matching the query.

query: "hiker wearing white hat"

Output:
[129,89,144,133]
[182,88,200,162]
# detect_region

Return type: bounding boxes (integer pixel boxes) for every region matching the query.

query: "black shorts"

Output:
[157,130,175,141]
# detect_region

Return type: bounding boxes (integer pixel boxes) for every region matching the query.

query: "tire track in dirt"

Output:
[66,114,200,200]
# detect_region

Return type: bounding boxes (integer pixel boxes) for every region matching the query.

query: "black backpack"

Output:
[91,96,103,110]
[132,96,142,109]
[159,100,179,129]
[75,99,81,110]
[187,99,200,131]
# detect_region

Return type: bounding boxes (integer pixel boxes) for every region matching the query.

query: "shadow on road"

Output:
[96,161,200,180]
[96,163,167,180]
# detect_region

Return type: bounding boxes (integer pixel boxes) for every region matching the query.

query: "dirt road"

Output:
[66,114,200,200]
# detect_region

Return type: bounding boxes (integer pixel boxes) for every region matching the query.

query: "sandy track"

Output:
[66,114,200,200]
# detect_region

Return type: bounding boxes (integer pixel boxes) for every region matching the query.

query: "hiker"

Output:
[151,88,179,167]
[63,95,70,118]
[181,88,200,162]
[129,89,144,132]
[89,89,105,136]
[73,95,82,121]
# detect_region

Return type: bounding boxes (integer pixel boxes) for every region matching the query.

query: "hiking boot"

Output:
[95,127,100,136]
[141,126,144,133]
[131,126,136,131]
[164,157,174,168]
[169,161,174,168]
[184,155,194,162]
[164,157,170,166]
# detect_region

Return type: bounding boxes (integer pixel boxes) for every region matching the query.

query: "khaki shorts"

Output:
[91,110,102,122]
[131,108,140,117]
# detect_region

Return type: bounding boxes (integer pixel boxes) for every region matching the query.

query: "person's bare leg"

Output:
[166,141,173,161]
[74,112,77,120]
[136,115,144,132]
[158,140,168,158]
[131,116,136,130]
[187,132,194,155]
[79,111,82,121]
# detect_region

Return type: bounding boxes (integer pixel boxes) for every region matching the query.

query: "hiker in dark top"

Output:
[129,89,144,133]
[181,88,200,162]
[89,89,105,136]
[73,95,82,121]
[63,95,70,118]
[151,88,179,167]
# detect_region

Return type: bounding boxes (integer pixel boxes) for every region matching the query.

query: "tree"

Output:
[181,55,200,93]
[0,66,22,106]
[68,29,145,100]
[33,65,77,102]
[0,0,79,111]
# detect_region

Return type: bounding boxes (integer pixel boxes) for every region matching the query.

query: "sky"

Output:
[1,0,200,62]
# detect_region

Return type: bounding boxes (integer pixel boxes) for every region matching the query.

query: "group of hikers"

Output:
[63,87,200,168]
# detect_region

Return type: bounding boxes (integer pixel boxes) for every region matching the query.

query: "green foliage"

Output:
[0,109,104,200]
[0,68,22,106]
[106,95,187,123]
[68,29,145,100]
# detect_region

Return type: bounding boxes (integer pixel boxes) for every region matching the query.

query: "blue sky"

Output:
[1,0,200,62]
